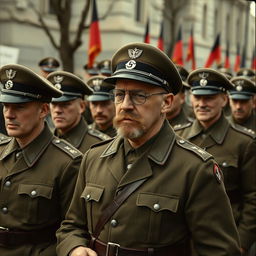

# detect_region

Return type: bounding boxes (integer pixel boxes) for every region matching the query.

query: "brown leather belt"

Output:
[0,224,58,247]
[92,238,191,256]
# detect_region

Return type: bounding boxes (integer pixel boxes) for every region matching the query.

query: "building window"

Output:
[135,0,146,23]
[202,4,207,38]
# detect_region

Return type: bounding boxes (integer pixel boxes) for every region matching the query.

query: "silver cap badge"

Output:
[53,75,63,90]
[5,69,17,89]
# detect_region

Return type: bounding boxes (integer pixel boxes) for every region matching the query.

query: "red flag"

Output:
[204,33,221,68]
[157,21,164,51]
[224,41,230,69]
[172,26,183,65]
[88,0,101,68]
[251,48,256,70]
[143,18,150,44]
[234,44,241,72]
[186,26,196,70]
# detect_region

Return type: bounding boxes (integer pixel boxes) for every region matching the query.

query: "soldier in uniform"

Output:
[236,68,255,78]
[87,75,116,137]
[38,57,60,78]
[175,68,256,254]
[47,71,109,153]
[166,65,193,129]
[83,62,99,80]
[56,43,241,256]
[228,76,256,133]
[0,64,83,256]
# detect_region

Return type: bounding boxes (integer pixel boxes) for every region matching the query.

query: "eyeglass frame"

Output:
[111,89,167,105]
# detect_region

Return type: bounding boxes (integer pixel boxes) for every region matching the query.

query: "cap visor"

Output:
[104,73,162,88]
[192,89,222,95]
[51,95,78,102]
[87,94,112,102]
[0,93,34,103]
[229,94,252,100]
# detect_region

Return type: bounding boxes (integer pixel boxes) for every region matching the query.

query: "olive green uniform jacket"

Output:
[88,122,117,138]
[168,108,192,130]
[175,114,256,249]
[0,125,82,256]
[56,121,241,256]
[54,117,109,153]
[227,111,256,133]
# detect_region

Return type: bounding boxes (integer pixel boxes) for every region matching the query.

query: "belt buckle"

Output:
[0,227,9,232]
[106,242,120,256]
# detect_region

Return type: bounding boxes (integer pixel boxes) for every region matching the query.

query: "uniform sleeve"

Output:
[238,138,256,249]
[56,153,90,256]
[185,159,241,256]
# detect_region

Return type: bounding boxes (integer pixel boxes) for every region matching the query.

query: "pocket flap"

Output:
[137,192,179,213]
[82,184,104,202]
[18,184,53,199]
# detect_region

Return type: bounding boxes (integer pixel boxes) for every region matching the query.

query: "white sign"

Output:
[0,45,20,66]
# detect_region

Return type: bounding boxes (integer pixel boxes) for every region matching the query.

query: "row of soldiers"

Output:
[0,42,255,256]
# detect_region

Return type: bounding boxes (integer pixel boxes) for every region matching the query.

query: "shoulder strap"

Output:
[91,177,147,242]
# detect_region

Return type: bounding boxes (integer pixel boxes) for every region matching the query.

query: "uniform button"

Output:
[2,207,8,214]
[222,162,227,167]
[153,203,160,211]
[4,181,11,187]
[86,194,91,201]
[31,190,37,197]
[127,164,133,170]
[55,139,60,143]
[179,140,185,144]
[201,134,206,139]
[110,219,118,227]
[16,152,21,158]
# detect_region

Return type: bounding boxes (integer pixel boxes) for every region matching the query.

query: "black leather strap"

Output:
[91,177,148,243]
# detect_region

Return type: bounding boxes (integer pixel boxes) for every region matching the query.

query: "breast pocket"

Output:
[18,184,53,224]
[81,184,104,232]
[136,192,179,241]
[217,157,239,190]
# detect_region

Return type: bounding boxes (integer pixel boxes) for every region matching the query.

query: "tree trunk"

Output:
[60,46,74,72]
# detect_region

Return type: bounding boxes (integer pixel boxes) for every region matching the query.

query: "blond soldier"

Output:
[56,43,240,256]
[47,71,109,153]
[175,68,256,254]
[0,64,82,256]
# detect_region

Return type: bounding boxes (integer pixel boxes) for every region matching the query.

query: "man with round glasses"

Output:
[56,43,241,256]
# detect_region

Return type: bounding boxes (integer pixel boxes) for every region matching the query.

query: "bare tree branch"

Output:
[99,0,117,20]
[28,1,60,50]
[72,0,90,51]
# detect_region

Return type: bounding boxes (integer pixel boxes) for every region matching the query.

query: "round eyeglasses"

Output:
[111,89,166,105]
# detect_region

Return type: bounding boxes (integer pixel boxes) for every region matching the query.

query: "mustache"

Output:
[114,112,140,123]
[195,107,211,112]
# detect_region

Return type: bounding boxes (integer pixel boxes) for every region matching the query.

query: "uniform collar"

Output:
[0,124,53,166]
[55,117,88,148]
[101,120,176,165]
[189,114,229,144]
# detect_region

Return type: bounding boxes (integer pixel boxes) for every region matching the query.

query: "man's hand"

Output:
[70,246,97,256]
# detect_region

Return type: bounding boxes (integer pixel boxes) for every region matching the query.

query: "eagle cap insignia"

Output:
[53,75,63,90]
[5,69,17,89]
[128,48,143,59]
[198,72,209,87]
[92,79,102,91]
[235,80,243,91]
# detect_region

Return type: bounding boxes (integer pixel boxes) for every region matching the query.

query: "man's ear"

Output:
[79,99,86,114]
[40,103,50,118]
[161,93,174,114]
